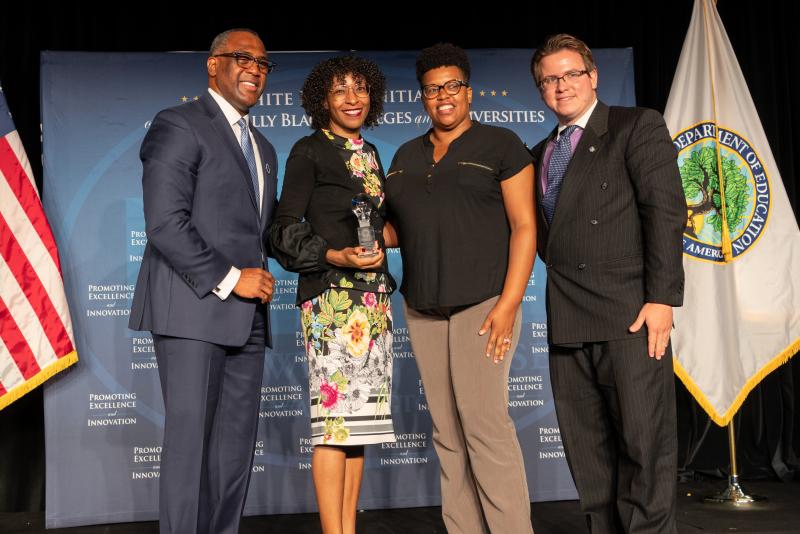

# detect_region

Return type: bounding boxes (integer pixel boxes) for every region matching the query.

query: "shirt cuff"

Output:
[212,267,241,300]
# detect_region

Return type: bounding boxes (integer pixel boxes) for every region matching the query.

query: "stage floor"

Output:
[2,478,798,533]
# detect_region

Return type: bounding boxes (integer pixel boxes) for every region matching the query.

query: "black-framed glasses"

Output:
[213,51,276,73]
[329,83,370,100]
[538,69,590,90]
[421,79,469,99]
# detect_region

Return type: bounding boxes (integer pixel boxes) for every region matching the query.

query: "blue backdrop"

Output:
[41,48,635,528]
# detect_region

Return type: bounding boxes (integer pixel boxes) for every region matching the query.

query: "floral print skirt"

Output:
[301,288,395,446]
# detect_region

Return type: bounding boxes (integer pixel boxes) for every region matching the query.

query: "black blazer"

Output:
[270,130,396,304]
[530,101,685,345]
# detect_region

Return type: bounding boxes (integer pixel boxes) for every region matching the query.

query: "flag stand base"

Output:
[703,475,765,506]
[702,419,766,507]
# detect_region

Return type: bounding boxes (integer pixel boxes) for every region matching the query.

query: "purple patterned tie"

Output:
[542,125,579,224]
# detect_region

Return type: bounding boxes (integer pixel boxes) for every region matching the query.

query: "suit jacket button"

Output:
[590,219,598,225]
[578,263,586,270]
[601,182,608,190]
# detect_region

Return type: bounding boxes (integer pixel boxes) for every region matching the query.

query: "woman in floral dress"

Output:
[270,56,395,534]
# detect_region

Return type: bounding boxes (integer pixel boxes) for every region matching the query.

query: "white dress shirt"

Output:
[207,88,265,300]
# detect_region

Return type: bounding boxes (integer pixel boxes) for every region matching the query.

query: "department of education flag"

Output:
[0,84,77,410]
[664,0,800,426]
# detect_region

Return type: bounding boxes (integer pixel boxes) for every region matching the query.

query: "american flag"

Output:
[0,83,77,410]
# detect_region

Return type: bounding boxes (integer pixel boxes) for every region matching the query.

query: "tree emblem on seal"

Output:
[680,146,751,241]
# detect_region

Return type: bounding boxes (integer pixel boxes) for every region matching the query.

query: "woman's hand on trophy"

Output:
[326,243,385,270]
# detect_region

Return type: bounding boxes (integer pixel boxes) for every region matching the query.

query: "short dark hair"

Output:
[415,43,471,85]
[531,34,596,85]
[300,55,386,131]
[209,28,261,55]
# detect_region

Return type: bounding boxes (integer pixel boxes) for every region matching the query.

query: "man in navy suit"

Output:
[129,28,278,534]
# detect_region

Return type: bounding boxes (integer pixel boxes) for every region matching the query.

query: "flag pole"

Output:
[703,416,765,506]
[701,0,733,261]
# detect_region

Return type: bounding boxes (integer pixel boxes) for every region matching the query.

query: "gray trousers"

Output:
[404,296,533,534]
[549,337,678,534]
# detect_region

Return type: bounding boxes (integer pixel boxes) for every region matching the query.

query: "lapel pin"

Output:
[265,163,271,174]
[589,146,596,153]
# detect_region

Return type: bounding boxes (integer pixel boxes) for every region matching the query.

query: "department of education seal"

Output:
[672,122,771,263]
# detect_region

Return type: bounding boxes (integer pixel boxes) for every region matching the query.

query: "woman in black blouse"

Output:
[385,44,537,533]
[270,56,395,534]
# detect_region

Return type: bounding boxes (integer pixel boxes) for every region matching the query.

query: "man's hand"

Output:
[628,302,673,359]
[232,268,274,303]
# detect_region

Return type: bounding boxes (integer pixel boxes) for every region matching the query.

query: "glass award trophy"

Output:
[352,193,377,257]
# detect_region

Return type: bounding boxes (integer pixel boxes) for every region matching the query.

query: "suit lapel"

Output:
[202,94,259,213]
[253,130,274,230]
[548,102,609,233]
[534,128,557,230]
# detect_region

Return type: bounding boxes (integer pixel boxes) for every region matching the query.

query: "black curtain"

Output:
[1,0,798,513]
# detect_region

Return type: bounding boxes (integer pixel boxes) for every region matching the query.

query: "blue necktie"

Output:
[237,117,260,210]
[542,125,579,224]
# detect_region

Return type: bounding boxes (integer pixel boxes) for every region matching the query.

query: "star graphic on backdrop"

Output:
[490,90,497,96]
[193,96,200,101]
[180,96,189,102]
[480,90,486,97]
[501,90,508,96]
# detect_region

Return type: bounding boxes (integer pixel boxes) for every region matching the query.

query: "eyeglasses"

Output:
[329,83,370,100]
[538,70,590,90]
[213,51,276,73]
[421,79,469,99]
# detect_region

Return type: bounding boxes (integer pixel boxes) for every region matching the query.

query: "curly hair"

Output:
[301,56,386,131]
[415,43,471,85]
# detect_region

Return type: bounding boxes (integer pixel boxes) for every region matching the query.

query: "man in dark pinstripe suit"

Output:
[529,34,685,534]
